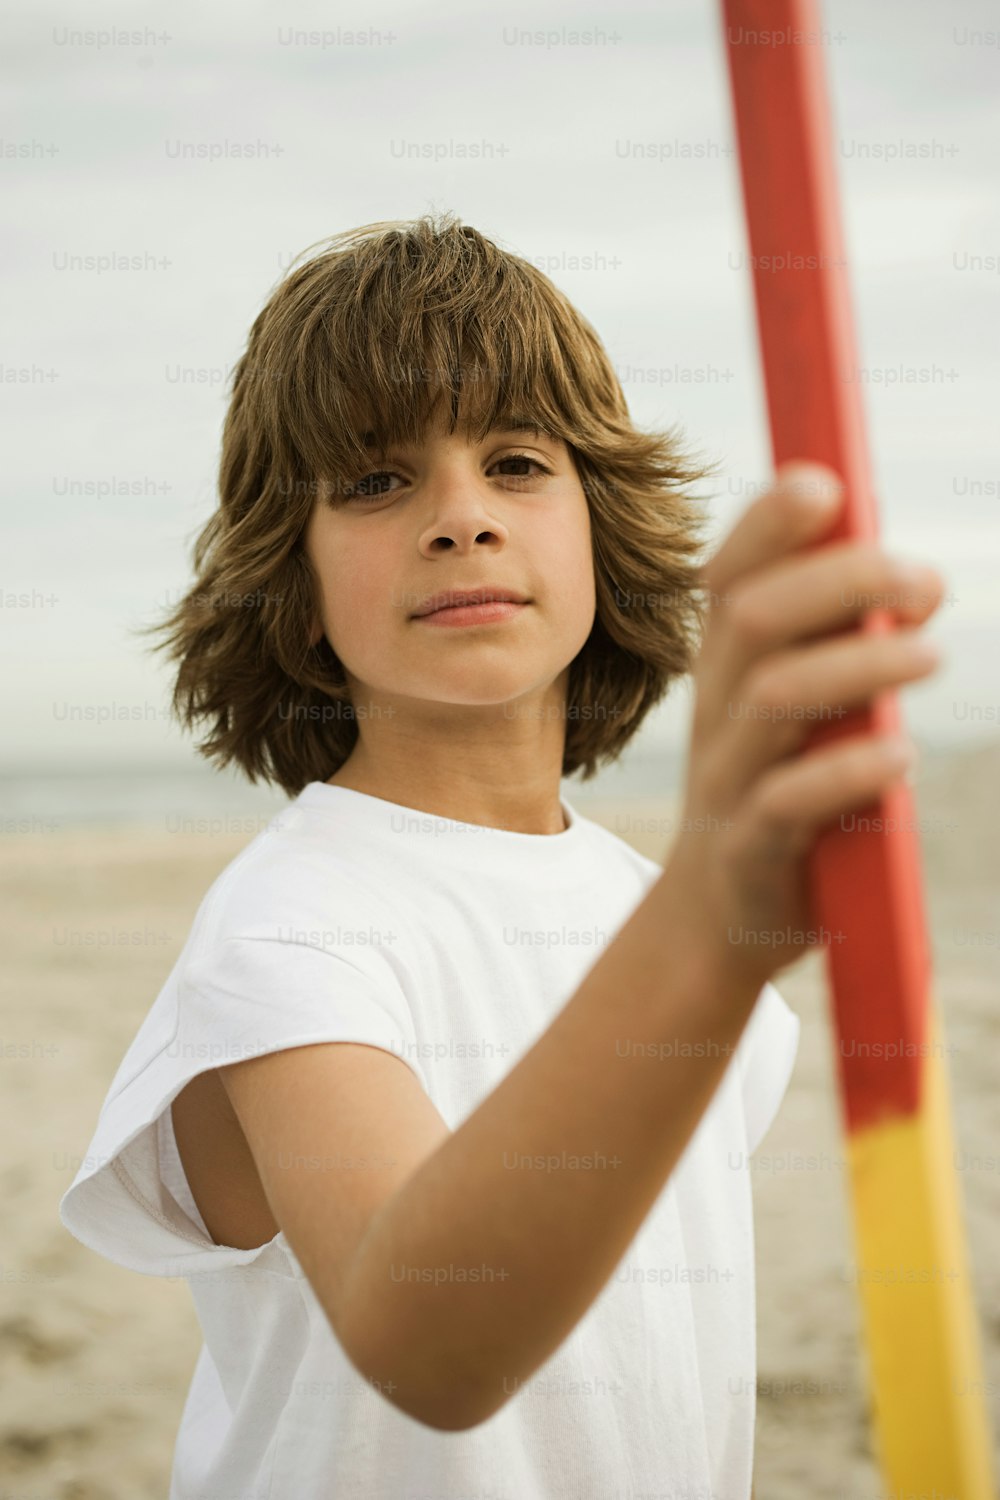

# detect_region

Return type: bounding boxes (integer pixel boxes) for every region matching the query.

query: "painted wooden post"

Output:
[720,1,997,1491]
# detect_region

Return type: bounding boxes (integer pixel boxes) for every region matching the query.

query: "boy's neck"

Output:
[325,763,568,836]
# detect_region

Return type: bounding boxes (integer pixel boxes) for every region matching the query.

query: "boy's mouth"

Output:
[413,599,530,628]
[411,586,530,618]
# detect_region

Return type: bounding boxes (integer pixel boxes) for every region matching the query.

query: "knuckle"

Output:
[774,713,809,755]
[846,736,882,782]
[830,543,896,611]
[848,541,887,588]
[742,661,788,709]
[749,775,798,838]
[727,586,774,646]
[838,538,880,573]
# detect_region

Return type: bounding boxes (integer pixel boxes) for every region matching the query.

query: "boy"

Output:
[59,212,944,1498]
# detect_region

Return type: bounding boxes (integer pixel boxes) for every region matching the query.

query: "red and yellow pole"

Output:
[720,2,996,1491]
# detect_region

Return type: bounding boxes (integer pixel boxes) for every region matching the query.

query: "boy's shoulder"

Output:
[182,798,394,950]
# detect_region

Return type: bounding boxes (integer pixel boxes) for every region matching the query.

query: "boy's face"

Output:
[303,398,596,723]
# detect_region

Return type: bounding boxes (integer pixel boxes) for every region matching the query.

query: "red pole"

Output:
[720,2,996,1490]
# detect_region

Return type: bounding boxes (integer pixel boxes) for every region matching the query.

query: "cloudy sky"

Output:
[4,0,998,774]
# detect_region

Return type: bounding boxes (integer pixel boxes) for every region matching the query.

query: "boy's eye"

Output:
[350,471,398,500]
[344,453,552,505]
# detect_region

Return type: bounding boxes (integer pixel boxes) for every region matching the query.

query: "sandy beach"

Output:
[2,739,998,1497]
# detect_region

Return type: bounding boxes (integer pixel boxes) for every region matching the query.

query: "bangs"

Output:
[253,216,621,495]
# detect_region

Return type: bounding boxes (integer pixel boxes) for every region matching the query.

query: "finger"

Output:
[836,563,947,628]
[730,541,947,646]
[706,623,942,808]
[739,730,917,861]
[698,461,845,602]
[696,544,946,737]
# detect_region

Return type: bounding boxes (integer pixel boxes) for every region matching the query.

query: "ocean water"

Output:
[0,746,689,833]
[0,728,987,833]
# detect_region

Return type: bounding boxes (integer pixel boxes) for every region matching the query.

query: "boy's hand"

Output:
[663,461,947,992]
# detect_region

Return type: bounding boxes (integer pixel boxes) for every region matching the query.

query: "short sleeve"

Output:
[734,981,800,1155]
[58,935,426,1279]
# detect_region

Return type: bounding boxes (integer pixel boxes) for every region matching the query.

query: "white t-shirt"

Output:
[59,782,800,1500]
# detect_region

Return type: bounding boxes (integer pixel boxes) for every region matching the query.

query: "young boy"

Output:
[59,212,944,1498]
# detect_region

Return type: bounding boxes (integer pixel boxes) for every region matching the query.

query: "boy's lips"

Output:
[411,587,530,618]
[414,600,529,628]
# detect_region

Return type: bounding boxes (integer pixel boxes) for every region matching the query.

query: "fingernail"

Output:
[911,636,943,667]
[883,735,917,769]
[891,557,939,589]
[782,464,843,507]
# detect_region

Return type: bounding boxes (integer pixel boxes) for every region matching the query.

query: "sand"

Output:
[2,742,998,1497]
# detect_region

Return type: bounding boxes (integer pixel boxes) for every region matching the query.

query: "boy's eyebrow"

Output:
[359,420,557,449]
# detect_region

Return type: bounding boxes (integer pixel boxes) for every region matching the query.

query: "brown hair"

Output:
[138,210,722,798]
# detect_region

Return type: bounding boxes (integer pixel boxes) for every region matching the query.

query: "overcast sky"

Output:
[4,0,998,772]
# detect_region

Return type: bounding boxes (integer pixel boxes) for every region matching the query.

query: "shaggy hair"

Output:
[139,210,723,798]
